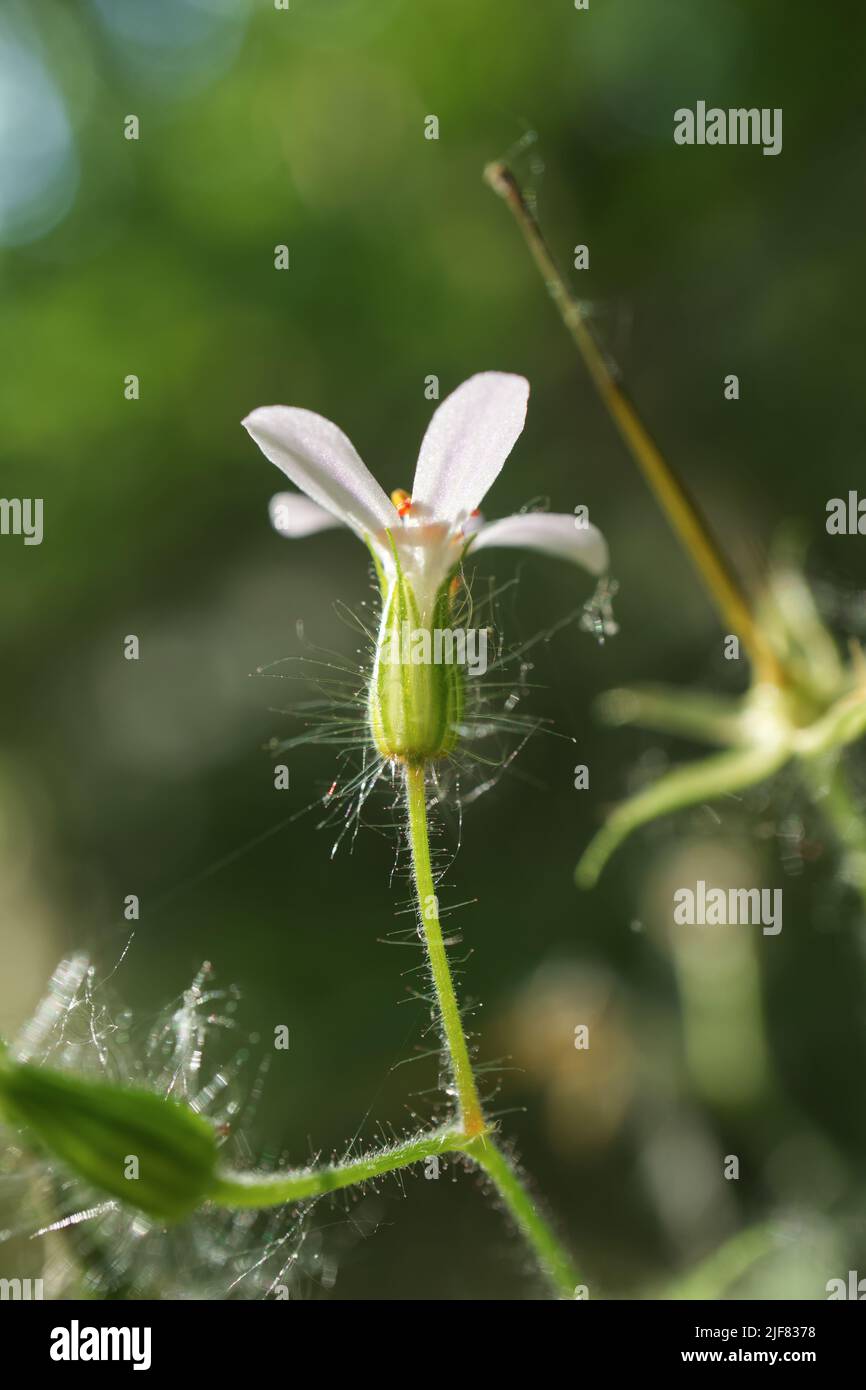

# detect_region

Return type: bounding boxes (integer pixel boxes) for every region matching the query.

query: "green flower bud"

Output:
[369,572,464,763]
[0,1052,219,1223]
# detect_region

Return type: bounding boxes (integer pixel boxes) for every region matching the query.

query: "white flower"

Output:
[244,373,609,763]
[243,372,608,619]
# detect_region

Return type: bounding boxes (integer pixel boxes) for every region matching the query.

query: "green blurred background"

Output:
[2,0,866,1298]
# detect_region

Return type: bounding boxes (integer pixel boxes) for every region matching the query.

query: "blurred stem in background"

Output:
[483,161,783,688]
[669,910,771,1112]
[660,1222,778,1300]
[485,158,866,924]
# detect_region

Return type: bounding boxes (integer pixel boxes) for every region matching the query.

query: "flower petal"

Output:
[470,512,608,575]
[411,373,529,523]
[243,406,397,538]
[268,492,344,538]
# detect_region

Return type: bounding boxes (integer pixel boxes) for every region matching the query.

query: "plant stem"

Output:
[212,1125,464,1207]
[214,1125,580,1297]
[404,760,485,1136]
[402,760,580,1295]
[466,1134,580,1297]
[484,160,784,688]
[216,759,581,1298]
[659,1222,777,1300]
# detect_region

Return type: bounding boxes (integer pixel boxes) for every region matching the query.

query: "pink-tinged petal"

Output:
[243,406,397,538]
[470,512,608,575]
[411,373,529,523]
[268,492,344,538]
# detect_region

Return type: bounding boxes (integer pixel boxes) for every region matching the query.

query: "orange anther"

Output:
[391,488,412,518]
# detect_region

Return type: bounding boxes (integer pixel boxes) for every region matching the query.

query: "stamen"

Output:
[390,488,412,519]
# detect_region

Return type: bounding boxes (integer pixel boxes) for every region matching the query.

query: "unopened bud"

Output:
[0,1051,218,1223]
[368,575,463,762]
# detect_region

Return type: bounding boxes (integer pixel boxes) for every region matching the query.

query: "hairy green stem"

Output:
[214,760,581,1298]
[212,1126,463,1207]
[214,1127,580,1297]
[404,760,485,1135]
[403,761,579,1296]
[465,1135,580,1297]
